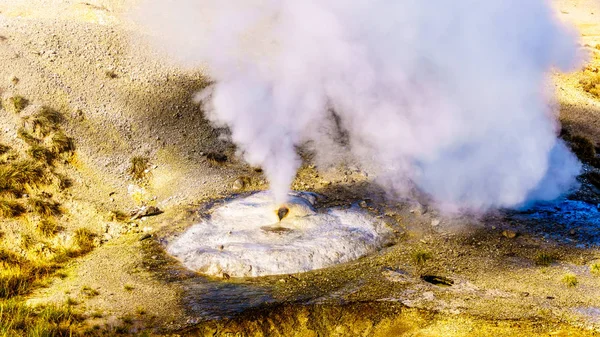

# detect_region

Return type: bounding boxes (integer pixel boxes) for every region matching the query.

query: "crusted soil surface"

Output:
[1,0,600,336]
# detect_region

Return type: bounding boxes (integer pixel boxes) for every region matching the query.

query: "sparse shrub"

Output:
[535,252,555,266]
[28,197,61,217]
[8,95,28,113]
[206,152,228,165]
[0,199,25,218]
[562,273,578,287]
[569,135,596,163]
[49,131,74,154]
[73,228,94,253]
[590,263,600,275]
[27,144,55,164]
[128,156,149,180]
[412,250,432,266]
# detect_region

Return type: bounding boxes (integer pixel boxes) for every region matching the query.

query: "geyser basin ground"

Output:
[167,192,392,277]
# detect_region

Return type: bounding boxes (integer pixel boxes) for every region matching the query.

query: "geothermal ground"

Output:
[1,0,600,336]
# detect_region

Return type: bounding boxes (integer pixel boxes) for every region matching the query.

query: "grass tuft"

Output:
[0,199,25,218]
[81,285,99,298]
[0,299,82,336]
[0,144,10,156]
[17,127,40,146]
[27,145,55,164]
[590,262,600,275]
[37,219,59,237]
[28,197,61,217]
[562,273,578,287]
[8,96,28,113]
[412,250,432,266]
[73,228,95,253]
[580,67,600,98]
[128,156,149,180]
[123,284,134,292]
[0,160,46,196]
[49,131,74,154]
[27,107,63,136]
[535,252,555,266]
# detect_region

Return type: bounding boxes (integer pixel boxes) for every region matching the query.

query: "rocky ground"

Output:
[1,0,600,336]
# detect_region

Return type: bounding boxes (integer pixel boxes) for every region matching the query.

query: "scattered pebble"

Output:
[502,230,517,239]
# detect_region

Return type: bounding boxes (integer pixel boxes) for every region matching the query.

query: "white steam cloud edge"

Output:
[136,0,583,212]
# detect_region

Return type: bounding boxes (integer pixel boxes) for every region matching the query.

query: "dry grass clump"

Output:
[26,106,64,136]
[0,144,10,156]
[580,64,600,98]
[37,219,59,237]
[81,285,99,298]
[17,127,40,146]
[28,197,62,217]
[73,228,94,253]
[590,262,600,275]
[562,273,578,287]
[50,131,74,154]
[28,144,55,164]
[0,199,25,218]
[8,95,28,113]
[412,250,432,266]
[128,156,149,180]
[535,252,555,266]
[0,160,46,196]
[0,298,83,337]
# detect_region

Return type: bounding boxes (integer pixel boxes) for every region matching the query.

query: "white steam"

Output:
[137,0,583,210]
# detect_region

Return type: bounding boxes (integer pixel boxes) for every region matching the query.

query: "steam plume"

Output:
[137,0,583,211]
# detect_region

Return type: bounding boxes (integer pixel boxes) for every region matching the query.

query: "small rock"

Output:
[139,233,152,241]
[130,206,163,220]
[232,178,245,191]
[359,200,368,208]
[502,230,517,239]
[520,292,530,297]
[431,219,440,227]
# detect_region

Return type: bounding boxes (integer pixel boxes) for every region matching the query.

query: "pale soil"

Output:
[0,0,600,336]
